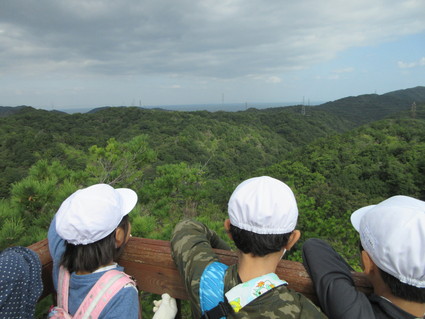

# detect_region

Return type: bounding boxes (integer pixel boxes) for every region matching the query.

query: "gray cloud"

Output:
[1,0,424,80]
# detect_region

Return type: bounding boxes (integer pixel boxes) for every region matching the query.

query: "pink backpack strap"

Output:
[73,269,138,319]
[57,266,71,312]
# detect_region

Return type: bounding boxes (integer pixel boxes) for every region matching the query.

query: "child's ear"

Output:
[224,219,233,240]
[284,230,301,251]
[115,227,125,248]
[361,250,377,275]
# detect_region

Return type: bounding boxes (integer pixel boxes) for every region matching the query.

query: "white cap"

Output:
[228,176,298,234]
[56,184,138,245]
[351,195,425,288]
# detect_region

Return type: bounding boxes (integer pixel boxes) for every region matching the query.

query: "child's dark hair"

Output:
[61,215,130,273]
[379,269,425,303]
[359,241,425,303]
[229,224,291,257]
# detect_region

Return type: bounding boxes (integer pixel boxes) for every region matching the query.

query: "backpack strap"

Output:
[200,301,233,319]
[73,269,137,319]
[57,266,71,312]
[199,261,230,319]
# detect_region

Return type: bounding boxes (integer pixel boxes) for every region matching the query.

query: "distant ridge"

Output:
[1,86,424,124]
[0,105,68,117]
[0,105,30,117]
[317,86,425,125]
[383,86,425,101]
[87,106,116,113]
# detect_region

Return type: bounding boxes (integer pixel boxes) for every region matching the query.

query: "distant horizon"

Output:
[5,84,423,114]
[0,100,324,114]
[4,83,425,114]
[45,100,326,114]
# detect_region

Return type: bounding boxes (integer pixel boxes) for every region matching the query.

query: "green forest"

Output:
[1,86,425,317]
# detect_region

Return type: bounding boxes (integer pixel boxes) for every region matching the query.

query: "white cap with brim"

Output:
[56,184,138,245]
[228,176,298,234]
[350,195,425,288]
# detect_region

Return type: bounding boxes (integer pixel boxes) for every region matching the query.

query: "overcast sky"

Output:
[1,0,424,110]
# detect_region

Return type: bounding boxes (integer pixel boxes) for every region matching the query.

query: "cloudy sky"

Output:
[1,0,424,110]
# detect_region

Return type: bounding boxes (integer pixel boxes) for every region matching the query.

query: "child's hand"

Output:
[152,293,177,319]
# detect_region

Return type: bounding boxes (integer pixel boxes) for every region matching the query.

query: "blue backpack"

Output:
[199,262,231,319]
[199,261,288,319]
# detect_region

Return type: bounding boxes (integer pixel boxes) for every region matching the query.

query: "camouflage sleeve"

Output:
[171,219,230,318]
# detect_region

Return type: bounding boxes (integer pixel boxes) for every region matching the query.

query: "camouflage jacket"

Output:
[171,220,327,319]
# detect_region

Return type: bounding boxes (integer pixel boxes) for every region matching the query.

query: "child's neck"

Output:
[382,293,425,318]
[375,284,425,317]
[237,250,282,282]
[76,262,117,275]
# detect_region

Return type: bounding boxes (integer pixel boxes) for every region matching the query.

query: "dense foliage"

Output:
[1,87,424,318]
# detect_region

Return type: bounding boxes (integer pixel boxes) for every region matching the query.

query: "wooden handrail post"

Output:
[28,239,54,300]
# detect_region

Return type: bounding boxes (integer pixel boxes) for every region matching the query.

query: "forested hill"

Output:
[1,91,425,277]
[317,86,425,125]
[0,104,351,198]
[0,105,29,117]
[1,103,425,255]
[1,86,423,199]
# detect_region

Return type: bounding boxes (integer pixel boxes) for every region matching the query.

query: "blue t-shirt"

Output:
[48,217,139,319]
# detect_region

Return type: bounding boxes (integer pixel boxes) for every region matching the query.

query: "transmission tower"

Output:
[411,101,417,119]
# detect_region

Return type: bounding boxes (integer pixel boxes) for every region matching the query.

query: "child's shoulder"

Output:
[70,268,139,317]
[272,285,326,318]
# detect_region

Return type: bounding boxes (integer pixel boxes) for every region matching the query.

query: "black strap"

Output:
[200,301,234,319]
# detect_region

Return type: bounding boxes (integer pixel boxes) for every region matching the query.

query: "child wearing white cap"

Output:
[171,176,326,318]
[302,195,425,318]
[48,183,177,319]
[48,184,140,318]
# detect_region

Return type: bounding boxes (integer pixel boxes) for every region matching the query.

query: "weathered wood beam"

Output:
[28,237,373,305]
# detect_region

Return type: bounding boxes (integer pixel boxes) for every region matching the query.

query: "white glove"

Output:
[152,293,178,319]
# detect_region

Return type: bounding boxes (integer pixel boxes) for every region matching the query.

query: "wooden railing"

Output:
[29,237,373,311]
